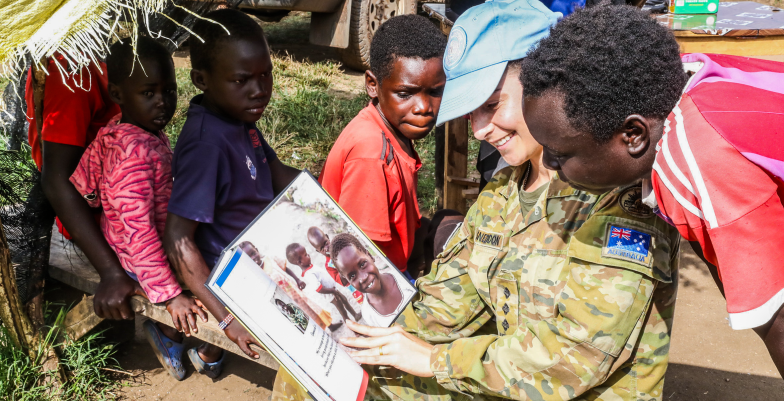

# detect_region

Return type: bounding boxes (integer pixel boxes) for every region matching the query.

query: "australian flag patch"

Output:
[601,224,653,267]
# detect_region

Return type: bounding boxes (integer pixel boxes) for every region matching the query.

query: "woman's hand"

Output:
[339,320,434,377]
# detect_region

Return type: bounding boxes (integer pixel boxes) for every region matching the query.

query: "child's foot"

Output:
[187,344,225,379]
[142,320,186,381]
[158,322,184,343]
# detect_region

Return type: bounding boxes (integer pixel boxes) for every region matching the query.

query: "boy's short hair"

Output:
[331,233,370,265]
[107,35,172,85]
[369,14,447,83]
[285,243,304,264]
[521,5,687,143]
[189,9,267,71]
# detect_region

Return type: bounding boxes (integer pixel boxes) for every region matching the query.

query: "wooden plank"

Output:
[443,118,469,214]
[47,229,278,370]
[462,188,479,200]
[447,175,479,187]
[63,296,104,343]
[48,233,99,294]
[675,35,784,57]
[672,28,784,38]
[130,296,279,369]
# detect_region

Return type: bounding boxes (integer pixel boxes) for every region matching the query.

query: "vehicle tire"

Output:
[338,0,400,71]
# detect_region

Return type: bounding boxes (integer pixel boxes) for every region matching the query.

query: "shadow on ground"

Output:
[665,363,784,400]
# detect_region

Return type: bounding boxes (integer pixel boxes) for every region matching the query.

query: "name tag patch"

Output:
[601,225,653,267]
[475,228,503,250]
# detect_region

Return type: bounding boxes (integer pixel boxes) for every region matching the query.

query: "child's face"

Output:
[523,90,658,194]
[191,38,273,123]
[109,57,177,133]
[335,245,382,295]
[308,230,330,257]
[290,246,312,269]
[240,243,263,265]
[366,57,446,141]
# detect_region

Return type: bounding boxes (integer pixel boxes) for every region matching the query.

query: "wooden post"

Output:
[443,118,469,214]
[0,217,37,351]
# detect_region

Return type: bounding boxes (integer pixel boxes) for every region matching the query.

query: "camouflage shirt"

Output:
[396,166,680,400]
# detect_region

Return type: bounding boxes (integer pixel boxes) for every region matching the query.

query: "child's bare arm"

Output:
[283,266,306,289]
[268,157,300,195]
[41,141,142,320]
[163,213,263,359]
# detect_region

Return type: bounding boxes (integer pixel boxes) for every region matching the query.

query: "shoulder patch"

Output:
[474,228,503,251]
[618,187,654,218]
[601,224,654,267]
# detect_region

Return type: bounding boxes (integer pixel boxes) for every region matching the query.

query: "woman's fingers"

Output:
[340,333,390,349]
[345,320,403,337]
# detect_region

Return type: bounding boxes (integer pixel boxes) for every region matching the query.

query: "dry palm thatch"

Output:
[0,0,232,119]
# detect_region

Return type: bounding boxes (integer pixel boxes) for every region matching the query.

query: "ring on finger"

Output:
[378,346,384,356]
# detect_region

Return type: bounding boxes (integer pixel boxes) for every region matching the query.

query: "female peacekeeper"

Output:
[273,1,683,400]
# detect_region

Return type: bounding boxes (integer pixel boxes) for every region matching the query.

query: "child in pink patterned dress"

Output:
[69,37,205,381]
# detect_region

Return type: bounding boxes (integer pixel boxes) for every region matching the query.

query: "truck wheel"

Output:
[338,0,399,71]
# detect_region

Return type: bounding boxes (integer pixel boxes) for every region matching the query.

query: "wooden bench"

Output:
[47,229,279,370]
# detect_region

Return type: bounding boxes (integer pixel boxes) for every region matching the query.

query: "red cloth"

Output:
[69,115,180,303]
[25,56,120,169]
[319,103,422,272]
[651,53,784,330]
[25,57,119,239]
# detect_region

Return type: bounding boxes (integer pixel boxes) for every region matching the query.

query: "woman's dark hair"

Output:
[189,9,267,71]
[107,35,171,85]
[330,233,370,266]
[370,14,447,83]
[521,5,687,143]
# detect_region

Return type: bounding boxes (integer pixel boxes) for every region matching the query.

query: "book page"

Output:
[220,171,417,347]
[209,250,367,401]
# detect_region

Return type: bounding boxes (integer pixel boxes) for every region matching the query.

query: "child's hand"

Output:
[224,320,263,359]
[297,280,306,290]
[165,293,208,336]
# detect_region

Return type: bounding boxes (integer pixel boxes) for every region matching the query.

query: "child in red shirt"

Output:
[319,15,446,278]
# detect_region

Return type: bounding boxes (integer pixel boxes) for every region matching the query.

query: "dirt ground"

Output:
[107,11,783,401]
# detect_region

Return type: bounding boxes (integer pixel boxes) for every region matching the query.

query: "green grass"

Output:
[0,307,121,401]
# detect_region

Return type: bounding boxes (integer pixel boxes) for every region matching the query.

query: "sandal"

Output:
[187,347,226,379]
[142,320,186,381]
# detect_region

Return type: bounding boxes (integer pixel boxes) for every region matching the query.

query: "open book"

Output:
[206,171,417,401]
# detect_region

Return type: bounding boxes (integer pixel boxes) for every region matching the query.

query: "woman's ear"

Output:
[107,82,123,105]
[620,115,651,157]
[191,68,208,92]
[365,70,379,99]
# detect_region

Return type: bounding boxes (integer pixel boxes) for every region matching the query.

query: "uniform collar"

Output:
[494,164,549,235]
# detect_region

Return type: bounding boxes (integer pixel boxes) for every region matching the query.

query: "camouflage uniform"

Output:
[272,166,680,401]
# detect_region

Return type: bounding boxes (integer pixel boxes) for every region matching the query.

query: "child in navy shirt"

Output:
[163,9,299,378]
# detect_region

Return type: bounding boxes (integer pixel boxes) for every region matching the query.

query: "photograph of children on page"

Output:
[232,173,415,348]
